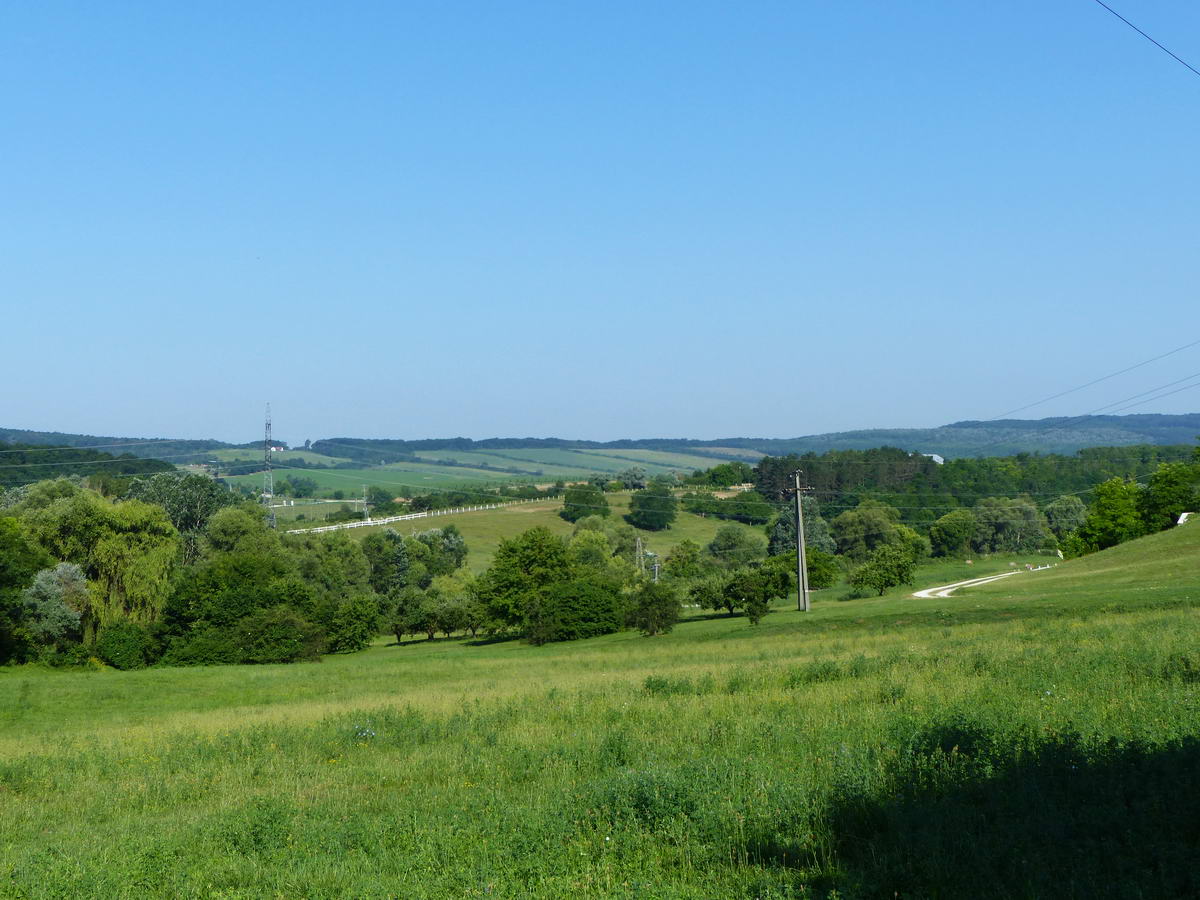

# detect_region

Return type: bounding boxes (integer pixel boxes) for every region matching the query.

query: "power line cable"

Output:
[1090,0,1200,78]
[987,336,1200,420]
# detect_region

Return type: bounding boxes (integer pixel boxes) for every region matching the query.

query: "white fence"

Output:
[285,497,549,534]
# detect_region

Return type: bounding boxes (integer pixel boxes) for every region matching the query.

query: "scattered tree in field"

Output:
[831,501,904,561]
[561,483,608,522]
[573,515,639,564]
[767,497,835,555]
[687,575,727,613]
[761,549,839,592]
[25,493,179,642]
[664,539,704,579]
[366,485,400,514]
[625,483,678,531]
[0,517,53,662]
[616,467,648,490]
[849,545,917,596]
[629,582,680,636]
[743,594,770,625]
[705,525,766,568]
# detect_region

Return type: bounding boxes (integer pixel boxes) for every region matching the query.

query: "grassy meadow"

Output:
[333,493,766,574]
[2,524,1199,897]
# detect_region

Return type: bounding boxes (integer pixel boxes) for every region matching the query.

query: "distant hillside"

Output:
[4,412,1197,465]
[717,414,1200,458]
[0,442,175,489]
[0,428,255,465]
[315,414,1200,460]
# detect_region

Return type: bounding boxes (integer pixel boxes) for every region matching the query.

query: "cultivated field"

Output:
[2,524,1197,897]
[222,447,740,500]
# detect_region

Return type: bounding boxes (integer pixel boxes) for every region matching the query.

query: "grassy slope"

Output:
[2,524,1198,897]
[209,449,352,466]
[334,493,765,574]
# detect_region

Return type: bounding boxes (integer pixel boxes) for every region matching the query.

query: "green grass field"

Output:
[210,449,353,466]
[3,524,1198,897]
[332,493,767,574]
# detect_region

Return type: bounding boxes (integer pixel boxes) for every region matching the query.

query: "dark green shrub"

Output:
[160,627,241,666]
[96,622,155,670]
[326,595,379,653]
[235,606,325,663]
[744,595,770,625]
[805,548,842,589]
[524,578,623,645]
[628,582,681,636]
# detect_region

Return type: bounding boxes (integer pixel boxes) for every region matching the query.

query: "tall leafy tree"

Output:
[361,529,411,593]
[26,493,179,641]
[1043,495,1087,537]
[767,497,835,555]
[849,545,917,596]
[971,497,1049,553]
[0,517,54,662]
[126,472,238,563]
[560,483,608,522]
[1138,462,1199,533]
[928,509,977,557]
[705,525,767,568]
[1075,478,1144,551]
[625,483,678,531]
[474,526,569,626]
[830,501,903,561]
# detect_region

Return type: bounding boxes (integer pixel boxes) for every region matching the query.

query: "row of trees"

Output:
[0,473,471,667]
[560,482,681,531]
[920,460,1200,559]
[754,445,1197,525]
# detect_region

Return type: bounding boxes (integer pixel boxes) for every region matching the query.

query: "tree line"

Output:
[0,472,469,668]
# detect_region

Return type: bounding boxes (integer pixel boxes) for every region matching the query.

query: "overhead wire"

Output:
[1089,0,1200,79]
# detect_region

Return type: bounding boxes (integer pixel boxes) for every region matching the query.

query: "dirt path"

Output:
[912,570,1022,599]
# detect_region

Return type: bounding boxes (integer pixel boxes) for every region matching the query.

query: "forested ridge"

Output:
[0,442,174,489]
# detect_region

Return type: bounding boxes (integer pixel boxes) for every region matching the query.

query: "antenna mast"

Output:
[264,404,276,529]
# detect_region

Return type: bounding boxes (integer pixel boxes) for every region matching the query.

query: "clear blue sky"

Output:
[3,1,1198,444]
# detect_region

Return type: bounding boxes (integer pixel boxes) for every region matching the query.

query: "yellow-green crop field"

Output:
[2,525,1199,897]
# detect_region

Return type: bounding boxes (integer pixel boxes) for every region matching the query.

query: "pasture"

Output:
[2,524,1198,897]
[336,492,766,574]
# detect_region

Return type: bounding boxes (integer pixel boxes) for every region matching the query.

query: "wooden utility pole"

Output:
[795,471,811,612]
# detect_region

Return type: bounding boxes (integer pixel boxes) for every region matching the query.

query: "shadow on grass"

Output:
[387,635,477,648]
[827,727,1200,899]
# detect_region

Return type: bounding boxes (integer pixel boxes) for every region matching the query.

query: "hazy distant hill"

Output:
[0,429,254,465]
[712,414,1200,458]
[4,413,1197,464]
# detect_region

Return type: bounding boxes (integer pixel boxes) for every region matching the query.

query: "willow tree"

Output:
[25,491,179,642]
